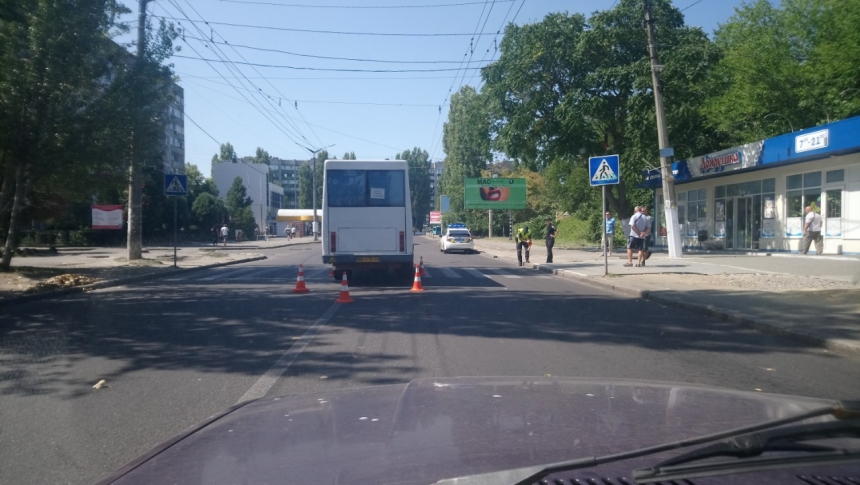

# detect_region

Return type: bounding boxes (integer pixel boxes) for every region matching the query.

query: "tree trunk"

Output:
[1,160,27,271]
[127,157,142,260]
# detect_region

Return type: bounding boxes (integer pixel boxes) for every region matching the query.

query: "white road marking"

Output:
[462,268,486,279]
[439,267,460,278]
[237,303,341,404]
[489,268,521,279]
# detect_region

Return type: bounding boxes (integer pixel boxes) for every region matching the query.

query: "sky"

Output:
[119,0,750,178]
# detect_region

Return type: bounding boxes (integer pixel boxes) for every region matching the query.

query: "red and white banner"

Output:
[92,205,123,230]
[429,211,441,224]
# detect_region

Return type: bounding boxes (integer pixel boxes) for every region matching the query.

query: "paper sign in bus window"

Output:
[370,187,385,199]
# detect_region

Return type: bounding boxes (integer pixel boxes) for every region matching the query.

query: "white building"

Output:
[643,115,860,255]
[163,83,185,175]
[212,162,284,236]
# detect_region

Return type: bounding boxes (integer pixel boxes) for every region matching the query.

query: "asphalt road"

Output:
[2,236,859,485]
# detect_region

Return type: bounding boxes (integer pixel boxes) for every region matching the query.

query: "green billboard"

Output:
[463,178,527,210]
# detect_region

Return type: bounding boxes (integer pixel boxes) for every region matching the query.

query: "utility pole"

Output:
[127,0,151,261]
[644,0,682,258]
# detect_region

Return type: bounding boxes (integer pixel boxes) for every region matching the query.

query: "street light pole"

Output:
[307,144,334,242]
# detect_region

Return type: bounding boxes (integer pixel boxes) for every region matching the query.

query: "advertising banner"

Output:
[463,178,526,210]
[92,205,123,230]
[429,211,441,224]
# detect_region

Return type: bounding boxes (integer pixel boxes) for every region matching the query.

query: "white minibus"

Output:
[322,160,414,280]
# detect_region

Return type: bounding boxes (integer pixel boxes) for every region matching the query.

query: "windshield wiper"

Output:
[632,421,860,483]
[433,400,860,485]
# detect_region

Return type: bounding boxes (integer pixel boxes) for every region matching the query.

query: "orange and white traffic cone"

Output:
[419,256,426,277]
[410,264,424,292]
[292,264,310,293]
[335,272,354,303]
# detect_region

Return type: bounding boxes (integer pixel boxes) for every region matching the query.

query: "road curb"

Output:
[477,244,860,357]
[1,254,268,306]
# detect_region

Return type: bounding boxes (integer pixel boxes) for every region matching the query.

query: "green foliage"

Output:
[251,147,271,164]
[226,177,252,215]
[297,163,313,209]
[704,0,860,142]
[342,151,356,160]
[192,193,227,230]
[211,142,238,164]
[397,147,431,230]
[232,206,257,241]
[482,0,720,220]
[440,86,490,224]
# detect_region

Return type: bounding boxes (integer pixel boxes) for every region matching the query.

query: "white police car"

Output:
[440,224,475,254]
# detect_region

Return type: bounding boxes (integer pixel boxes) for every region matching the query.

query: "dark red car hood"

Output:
[97,377,850,485]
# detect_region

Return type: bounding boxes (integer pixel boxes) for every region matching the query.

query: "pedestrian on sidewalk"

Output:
[220,224,229,247]
[210,226,218,246]
[545,218,557,263]
[625,207,647,267]
[515,226,532,266]
[291,226,297,239]
[603,211,616,256]
[641,207,653,262]
[264,226,269,241]
[284,226,292,240]
[801,206,823,255]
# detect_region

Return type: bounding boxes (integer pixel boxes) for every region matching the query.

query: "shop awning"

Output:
[276,209,322,222]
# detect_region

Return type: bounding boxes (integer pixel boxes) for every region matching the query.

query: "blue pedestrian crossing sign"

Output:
[164,174,187,196]
[589,155,620,186]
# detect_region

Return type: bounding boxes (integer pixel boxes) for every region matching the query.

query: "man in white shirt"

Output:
[801,206,823,255]
[625,206,649,267]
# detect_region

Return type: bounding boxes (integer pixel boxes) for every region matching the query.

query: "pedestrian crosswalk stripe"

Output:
[489,268,521,279]
[439,267,460,278]
[462,268,486,279]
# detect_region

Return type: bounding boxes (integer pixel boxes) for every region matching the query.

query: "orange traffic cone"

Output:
[419,256,426,277]
[335,272,354,303]
[410,264,424,292]
[292,264,310,293]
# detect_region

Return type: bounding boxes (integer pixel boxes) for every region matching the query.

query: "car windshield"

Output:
[2,1,859,485]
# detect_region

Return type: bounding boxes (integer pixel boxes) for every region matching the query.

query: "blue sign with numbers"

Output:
[589,155,620,186]
[164,174,187,196]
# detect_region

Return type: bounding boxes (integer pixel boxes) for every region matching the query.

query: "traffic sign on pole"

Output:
[589,155,620,186]
[164,174,187,196]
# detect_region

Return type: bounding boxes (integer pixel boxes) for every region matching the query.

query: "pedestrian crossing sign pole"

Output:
[589,155,620,276]
[163,174,188,268]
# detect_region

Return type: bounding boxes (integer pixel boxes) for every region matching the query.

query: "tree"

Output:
[297,163,313,209]
[704,0,860,142]
[225,176,255,239]
[342,151,356,160]
[0,0,177,269]
[396,148,431,230]
[225,176,252,214]
[211,142,238,164]
[192,193,227,230]
[251,147,271,164]
[481,0,721,221]
[439,86,491,228]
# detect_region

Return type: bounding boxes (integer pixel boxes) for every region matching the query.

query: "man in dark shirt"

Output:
[545,219,557,263]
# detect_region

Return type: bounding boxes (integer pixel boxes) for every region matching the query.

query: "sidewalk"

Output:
[472,237,860,356]
[0,236,317,304]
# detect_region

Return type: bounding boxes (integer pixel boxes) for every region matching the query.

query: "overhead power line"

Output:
[185,112,221,146]
[152,15,475,36]
[681,0,706,11]
[171,54,488,72]
[180,35,486,64]
[217,0,515,7]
